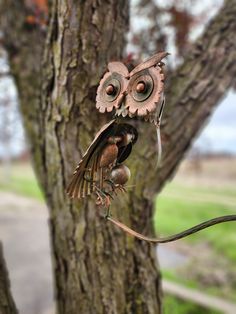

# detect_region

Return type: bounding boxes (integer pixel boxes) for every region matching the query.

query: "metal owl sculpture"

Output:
[67,52,167,206]
[67,52,236,243]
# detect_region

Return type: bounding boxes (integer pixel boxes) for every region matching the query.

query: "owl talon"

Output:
[121,186,127,193]
[104,179,127,196]
[95,186,113,207]
[115,184,126,193]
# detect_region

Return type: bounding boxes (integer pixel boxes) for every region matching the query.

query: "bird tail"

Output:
[155,95,166,169]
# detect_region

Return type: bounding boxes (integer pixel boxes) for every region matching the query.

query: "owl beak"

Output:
[115,91,127,109]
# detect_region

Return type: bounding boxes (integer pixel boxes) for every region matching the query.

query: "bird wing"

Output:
[117,124,138,163]
[67,119,116,199]
[117,143,132,163]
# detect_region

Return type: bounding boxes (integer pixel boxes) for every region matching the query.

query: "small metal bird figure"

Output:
[67,52,236,243]
[67,120,138,208]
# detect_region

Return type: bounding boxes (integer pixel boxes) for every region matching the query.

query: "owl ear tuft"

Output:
[108,62,129,78]
[129,52,169,77]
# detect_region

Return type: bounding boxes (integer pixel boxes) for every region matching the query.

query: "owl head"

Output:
[96,52,168,124]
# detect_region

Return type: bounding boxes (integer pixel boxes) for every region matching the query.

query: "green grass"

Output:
[163,295,221,314]
[154,182,236,304]
[162,270,199,290]
[154,192,236,263]
[0,164,43,201]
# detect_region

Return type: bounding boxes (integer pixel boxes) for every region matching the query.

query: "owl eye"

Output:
[136,81,146,93]
[103,77,121,101]
[105,84,116,95]
[125,67,164,117]
[131,75,154,103]
[96,62,128,114]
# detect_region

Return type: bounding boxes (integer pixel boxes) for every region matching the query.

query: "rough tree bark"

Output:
[0,0,236,313]
[0,243,18,314]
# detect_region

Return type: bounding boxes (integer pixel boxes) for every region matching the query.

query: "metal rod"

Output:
[107,214,236,244]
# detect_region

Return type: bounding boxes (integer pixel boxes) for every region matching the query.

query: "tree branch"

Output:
[0,242,18,314]
[153,0,236,194]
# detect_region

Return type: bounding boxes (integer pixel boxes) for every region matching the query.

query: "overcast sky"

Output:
[194,91,236,154]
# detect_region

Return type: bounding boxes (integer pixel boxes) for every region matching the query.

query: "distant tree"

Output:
[129,0,222,60]
[0,0,236,313]
[0,51,25,179]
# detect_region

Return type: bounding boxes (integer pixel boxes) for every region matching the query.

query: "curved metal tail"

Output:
[107,214,236,243]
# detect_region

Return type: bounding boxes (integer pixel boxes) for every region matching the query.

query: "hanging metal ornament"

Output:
[67,52,236,243]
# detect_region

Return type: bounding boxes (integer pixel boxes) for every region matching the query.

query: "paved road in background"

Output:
[0,192,54,314]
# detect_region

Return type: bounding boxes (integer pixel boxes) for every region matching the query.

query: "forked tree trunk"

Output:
[40,2,163,313]
[1,0,236,313]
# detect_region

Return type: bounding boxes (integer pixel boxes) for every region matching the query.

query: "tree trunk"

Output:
[1,0,236,313]
[0,243,18,314]
[39,1,162,313]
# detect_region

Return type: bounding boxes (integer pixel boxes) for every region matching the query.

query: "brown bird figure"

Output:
[67,52,168,207]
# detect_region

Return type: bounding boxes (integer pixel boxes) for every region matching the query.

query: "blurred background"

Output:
[0,0,236,313]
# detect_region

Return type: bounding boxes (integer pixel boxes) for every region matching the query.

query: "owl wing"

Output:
[67,119,116,199]
[116,124,138,163]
